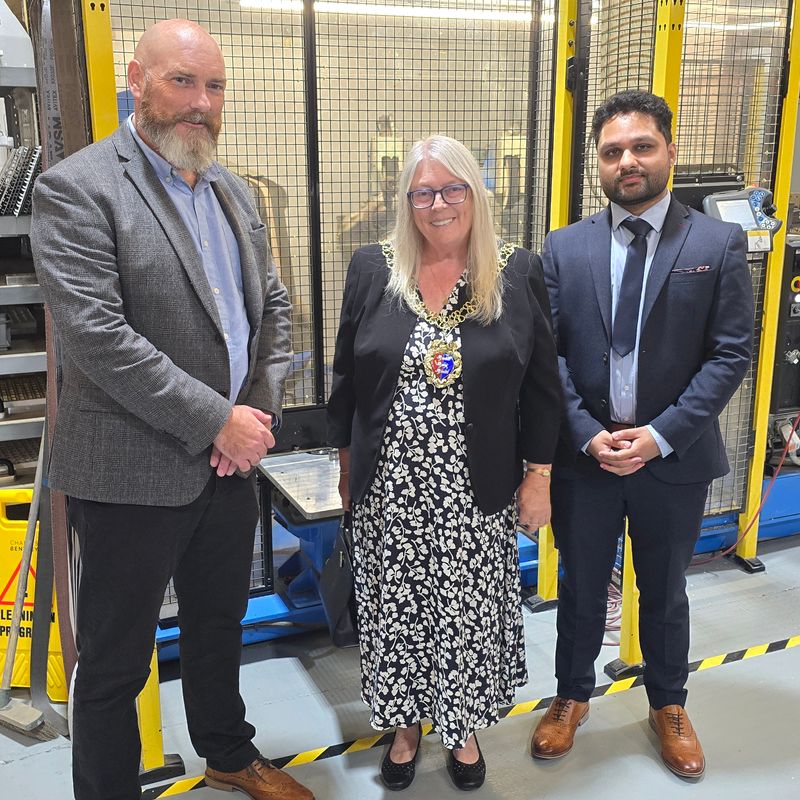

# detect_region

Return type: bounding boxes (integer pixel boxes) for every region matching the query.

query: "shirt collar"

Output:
[126,114,220,187]
[610,190,671,234]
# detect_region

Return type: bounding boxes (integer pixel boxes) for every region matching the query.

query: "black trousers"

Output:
[69,473,260,800]
[551,467,709,709]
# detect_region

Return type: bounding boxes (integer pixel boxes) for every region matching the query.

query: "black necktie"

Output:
[612,217,652,357]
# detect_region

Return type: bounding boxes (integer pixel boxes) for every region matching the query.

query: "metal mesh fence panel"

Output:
[111,1,315,407]
[110,0,559,403]
[111,1,304,602]
[577,0,656,218]
[107,0,559,606]
[678,0,790,515]
[314,0,550,391]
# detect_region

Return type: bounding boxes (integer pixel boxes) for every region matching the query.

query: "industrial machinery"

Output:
[768,238,800,468]
[0,4,44,486]
[486,124,527,243]
[336,114,403,252]
[704,186,782,252]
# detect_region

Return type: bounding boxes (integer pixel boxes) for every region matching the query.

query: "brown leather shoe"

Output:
[531,697,589,759]
[205,756,315,799]
[649,705,705,778]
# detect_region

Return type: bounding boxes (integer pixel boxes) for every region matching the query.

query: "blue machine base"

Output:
[157,510,337,661]
[156,593,327,661]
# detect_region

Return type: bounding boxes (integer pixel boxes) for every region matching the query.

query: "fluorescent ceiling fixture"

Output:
[684,20,782,32]
[240,0,532,21]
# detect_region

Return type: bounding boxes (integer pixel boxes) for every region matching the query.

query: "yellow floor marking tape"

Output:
[157,777,204,797]
[697,654,726,670]
[141,633,800,799]
[285,747,329,767]
[604,676,637,695]
[345,733,385,754]
[506,699,542,717]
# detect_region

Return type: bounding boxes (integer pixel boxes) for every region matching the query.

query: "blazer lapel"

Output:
[212,177,263,332]
[641,198,691,325]
[113,127,224,337]
[587,209,613,341]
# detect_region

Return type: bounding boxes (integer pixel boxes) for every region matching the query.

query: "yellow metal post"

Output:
[529,0,578,612]
[737,0,800,562]
[607,0,686,679]
[618,530,643,666]
[81,0,118,141]
[135,646,186,783]
[547,0,577,228]
[651,0,686,138]
[136,647,166,772]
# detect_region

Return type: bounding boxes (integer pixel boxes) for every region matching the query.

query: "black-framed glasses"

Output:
[407,182,470,209]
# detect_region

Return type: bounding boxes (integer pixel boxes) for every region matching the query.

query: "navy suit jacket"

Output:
[542,197,754,484]
[327,243,562,515]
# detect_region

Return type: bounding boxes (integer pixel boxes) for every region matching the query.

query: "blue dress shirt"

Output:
[581,191,673,457]
[127,116,250,401]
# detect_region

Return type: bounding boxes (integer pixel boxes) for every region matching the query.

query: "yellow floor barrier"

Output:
[523,523,559,613]
[604,529,645,681]
[0,488,67,702]
[137,644,186,784]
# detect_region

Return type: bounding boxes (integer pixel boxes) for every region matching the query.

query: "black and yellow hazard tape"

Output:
[141,634,799,799]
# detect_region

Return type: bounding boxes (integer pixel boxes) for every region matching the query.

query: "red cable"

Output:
[692,409,800,567]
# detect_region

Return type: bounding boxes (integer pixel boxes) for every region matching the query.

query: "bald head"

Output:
[134,19,223,73]
[127,19,226,179]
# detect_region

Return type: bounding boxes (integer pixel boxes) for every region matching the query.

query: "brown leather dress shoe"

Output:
[531,697,589,759]
[205,756,315,799]
[649,705,705,778]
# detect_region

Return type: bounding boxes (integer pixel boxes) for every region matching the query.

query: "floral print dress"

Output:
[351,274,527,749]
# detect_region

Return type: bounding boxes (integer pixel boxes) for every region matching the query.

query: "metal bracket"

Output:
[565,55,576,93]
[604,657,645,682]
[523,593,558,614]
[139,754,186,787]
[724,553,766,574]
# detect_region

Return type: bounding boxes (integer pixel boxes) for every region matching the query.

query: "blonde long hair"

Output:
[386,135,504,324]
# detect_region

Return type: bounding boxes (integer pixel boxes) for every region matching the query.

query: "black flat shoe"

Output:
[380,723,422,791]
[446,737,486,791]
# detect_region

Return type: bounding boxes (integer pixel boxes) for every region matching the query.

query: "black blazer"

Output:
[327,243,562,515]
[543,198,754,483]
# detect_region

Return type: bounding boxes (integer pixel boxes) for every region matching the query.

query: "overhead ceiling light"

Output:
[240,0,532,22]
[684,20,782,32]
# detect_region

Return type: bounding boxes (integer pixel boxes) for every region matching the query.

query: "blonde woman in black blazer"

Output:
[327,135,561,791]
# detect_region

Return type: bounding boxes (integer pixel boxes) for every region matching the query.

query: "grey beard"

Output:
[138,116,217,174]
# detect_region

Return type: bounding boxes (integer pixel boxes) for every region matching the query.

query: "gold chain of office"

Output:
[380,240,516,330]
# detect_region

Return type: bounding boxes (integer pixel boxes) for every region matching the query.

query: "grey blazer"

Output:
[31,124,292,506]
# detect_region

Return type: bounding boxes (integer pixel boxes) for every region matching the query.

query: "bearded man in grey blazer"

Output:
[31,19,313,800]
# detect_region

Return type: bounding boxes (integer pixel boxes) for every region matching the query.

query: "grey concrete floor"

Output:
[1,535,799,799]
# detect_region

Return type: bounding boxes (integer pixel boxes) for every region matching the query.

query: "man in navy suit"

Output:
[532,91,753,777]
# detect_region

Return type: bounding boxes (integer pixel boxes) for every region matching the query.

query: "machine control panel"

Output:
[703,187,782,252]
[771,240,800,414]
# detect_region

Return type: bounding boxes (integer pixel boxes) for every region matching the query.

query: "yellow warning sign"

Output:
[0,560,38,608]
[0,488,67,702]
